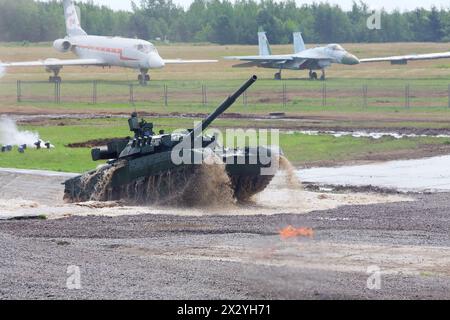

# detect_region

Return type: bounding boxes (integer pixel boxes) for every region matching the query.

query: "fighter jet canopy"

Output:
[327,44,345,51]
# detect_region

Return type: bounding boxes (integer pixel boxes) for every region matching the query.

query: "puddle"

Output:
[298,155,450,192]
[287,130,450,139]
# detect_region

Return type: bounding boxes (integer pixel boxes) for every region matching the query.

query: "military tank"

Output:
[64,75,279,205]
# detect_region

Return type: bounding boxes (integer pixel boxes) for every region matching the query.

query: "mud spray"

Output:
[0,116,40,147]
[66,156,235,208]
[278,155,302,190]
[65,154,301,208]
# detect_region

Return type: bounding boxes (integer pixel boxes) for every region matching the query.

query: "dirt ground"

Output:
[0,168,449,299]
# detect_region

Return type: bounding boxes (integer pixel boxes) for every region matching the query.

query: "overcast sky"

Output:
[73,0,450,12]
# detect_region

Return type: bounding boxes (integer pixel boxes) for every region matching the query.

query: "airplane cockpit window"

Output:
[328,44,344,51]
[136,44,157,54]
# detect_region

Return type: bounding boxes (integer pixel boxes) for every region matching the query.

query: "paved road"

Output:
[0,192,449,299]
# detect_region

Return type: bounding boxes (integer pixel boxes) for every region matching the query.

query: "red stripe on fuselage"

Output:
[77,45,138,61]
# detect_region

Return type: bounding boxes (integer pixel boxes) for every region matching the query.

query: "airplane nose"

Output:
[148,54,165,69]
[342,53,360,65]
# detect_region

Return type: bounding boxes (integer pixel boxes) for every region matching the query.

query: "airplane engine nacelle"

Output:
[53,39,72,53]
[318,60,331,68]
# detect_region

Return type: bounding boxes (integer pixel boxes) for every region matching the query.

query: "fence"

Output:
[1,80,450,110]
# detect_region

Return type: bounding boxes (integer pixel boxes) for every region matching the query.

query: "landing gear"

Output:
[49,76,62,83]
[320,69,326,81]
[309,70,318,80]
[138,69,150,85]
[47,67,62,83]
[274,71,282,80]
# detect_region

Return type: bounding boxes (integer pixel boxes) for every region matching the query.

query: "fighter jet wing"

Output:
[293,52,333,60]
[0,58,105,67]
[224,55,294,62]
[163,59,218,64]
[360,52,450,64]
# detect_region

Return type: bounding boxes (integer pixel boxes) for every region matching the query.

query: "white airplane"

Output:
[225,32,360,80]
[0,0,216,85]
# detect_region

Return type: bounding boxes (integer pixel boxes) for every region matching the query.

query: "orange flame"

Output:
[279,225,314,239]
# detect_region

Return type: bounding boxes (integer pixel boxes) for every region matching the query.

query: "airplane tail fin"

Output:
[258,32,272,56]
[64,0,87,37]
[293,32,305,53]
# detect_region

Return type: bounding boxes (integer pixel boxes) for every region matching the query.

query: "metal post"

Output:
[92,80,97,104]
[282,82,287,108]
[405,84,410,109]
[164,84,168,107]
[363,85,368,109]
[201,85,204,106]
[129,84,134,105]
[16,80,21,103]
[202,84,207,106]
[448,84,450,109]
[322,83,327,107]
[54,82,60,104]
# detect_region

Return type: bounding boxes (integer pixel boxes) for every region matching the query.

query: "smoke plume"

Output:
[0,116,40,147]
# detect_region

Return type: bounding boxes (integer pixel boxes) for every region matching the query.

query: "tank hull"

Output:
[64,147,276,204]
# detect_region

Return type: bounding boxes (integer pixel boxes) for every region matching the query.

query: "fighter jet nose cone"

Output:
[343,54,360,65]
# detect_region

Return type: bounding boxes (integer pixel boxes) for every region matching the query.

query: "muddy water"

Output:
[298,155,450,192]
[0,166,410,220]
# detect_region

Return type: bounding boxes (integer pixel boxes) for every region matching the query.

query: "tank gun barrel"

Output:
[189,75,257,139]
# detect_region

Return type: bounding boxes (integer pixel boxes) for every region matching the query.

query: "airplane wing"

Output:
[163,59,217,64]
[294,52,333,60]
[0,58,105,68]
[360,52,450,64]
[224,55,293,62]
[225,52,331,62]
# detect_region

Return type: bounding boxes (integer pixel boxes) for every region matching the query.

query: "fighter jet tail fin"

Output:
[258,32,272,56]
[293,32,305,53]
[63,0,87,37]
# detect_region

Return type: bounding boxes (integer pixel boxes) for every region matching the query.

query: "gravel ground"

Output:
[0,192,449,300]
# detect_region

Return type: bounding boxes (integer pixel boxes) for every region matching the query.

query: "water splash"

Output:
[0,116,40,147]
[279,155,302,189]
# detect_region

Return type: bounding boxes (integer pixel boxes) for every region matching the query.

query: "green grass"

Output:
[2,77,450,116]
[281,133,449,165]
[1,118,449,173]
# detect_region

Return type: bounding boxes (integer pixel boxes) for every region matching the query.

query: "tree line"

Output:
[0,0,449,44]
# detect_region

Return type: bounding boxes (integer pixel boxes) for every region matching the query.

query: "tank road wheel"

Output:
[274,72,282,80]
[230,174,274,203]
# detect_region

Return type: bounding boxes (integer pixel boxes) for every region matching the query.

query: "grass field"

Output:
[1,117,450,173]
[1,42,450,172]
[1,42,450,119]
[1,41,450,80]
